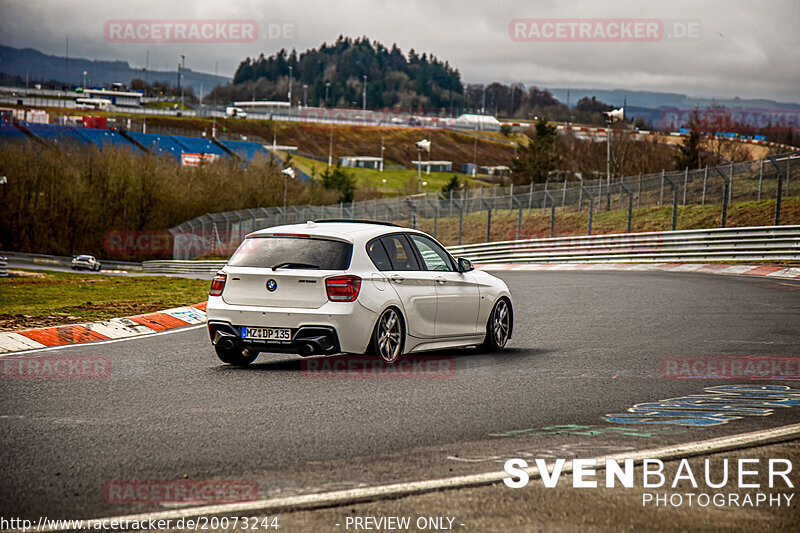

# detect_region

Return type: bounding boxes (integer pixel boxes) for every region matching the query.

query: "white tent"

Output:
[454,113,502,131]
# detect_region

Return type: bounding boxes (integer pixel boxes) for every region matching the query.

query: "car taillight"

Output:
[209,272,227,297]
[325,275,361,302]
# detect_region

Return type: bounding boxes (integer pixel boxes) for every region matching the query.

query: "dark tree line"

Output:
[209,36,465,110]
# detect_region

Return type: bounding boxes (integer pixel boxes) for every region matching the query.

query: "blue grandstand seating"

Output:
[0,119,27,141]
[125,132,186,160]
[171,135,228,157]
[0,121,283,165]
[219,140,272,161]
[70,127,141,152]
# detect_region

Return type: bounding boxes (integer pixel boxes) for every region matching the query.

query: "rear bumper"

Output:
[206,297,376,354]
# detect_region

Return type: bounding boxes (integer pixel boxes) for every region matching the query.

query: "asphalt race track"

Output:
[1,271,799,521]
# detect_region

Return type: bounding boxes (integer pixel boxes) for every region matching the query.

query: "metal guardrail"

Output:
[139,225,799,275]
[142,260,226,274]
[0,251,143,271]
[447,226,800,264]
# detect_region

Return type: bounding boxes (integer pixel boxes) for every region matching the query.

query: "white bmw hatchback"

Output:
[206,220,513,366]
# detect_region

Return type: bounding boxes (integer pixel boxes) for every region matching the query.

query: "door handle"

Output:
[435,276,447,284]
[390,274,404,284]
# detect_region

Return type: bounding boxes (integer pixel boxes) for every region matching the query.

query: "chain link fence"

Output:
[169,151,799,259]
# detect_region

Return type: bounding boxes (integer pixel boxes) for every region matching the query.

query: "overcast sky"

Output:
[1,0,798,102]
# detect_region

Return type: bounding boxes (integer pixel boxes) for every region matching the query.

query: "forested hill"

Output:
[208,36,465,109]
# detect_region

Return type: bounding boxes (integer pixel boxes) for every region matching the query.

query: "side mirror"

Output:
[457,257,474,273]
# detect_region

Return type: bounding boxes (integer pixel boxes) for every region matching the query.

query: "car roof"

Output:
[248,221,423,243]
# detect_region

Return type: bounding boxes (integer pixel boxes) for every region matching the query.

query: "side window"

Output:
[379,235,420,271]
[409,234,455,272]
[366,239,392,271]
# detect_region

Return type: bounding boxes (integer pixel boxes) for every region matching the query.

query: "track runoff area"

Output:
[1,268,799,532]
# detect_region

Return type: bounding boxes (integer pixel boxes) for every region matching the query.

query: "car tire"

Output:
[368,307,405,364]
[215,346,259,366]
[480,298,512,352]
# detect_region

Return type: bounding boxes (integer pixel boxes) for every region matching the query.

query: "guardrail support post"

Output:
[582,186,594,235]
[660,169,665,206]
[713,167,730,228]
[620,182,633,233]
[757,159,763,201]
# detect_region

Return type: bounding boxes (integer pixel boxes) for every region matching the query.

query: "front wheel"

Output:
[480,298,512,352]
[215,346,259,366]
[369,307,404,364]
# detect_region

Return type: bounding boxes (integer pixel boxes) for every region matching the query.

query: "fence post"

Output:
[512,195,523,240]
[542,180,548,208]
[544,191,556,238]
[702,166,708,205]
[486,209,492,242]
[578,185,583,211]
[660,169,665,206]
[757,158,763,201]
[767,155,786,225]
[582,186,594,235]
[713,167,730,228]
[682,167,688,206]
[528,183,534,211]
[637,173,642,208]
[562,179,567,212]
[787,157,791,196]
[620,182,634,233]
[663,174,679,231]
[728,161,734,205]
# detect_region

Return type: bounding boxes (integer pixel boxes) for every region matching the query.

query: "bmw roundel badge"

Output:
[266,279,277,292]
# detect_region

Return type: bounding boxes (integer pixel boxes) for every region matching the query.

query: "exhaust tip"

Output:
[298,342,315,357]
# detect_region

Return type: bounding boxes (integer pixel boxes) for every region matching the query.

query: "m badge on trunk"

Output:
[266,279,277,292]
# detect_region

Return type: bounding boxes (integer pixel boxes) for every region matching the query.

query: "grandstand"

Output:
[0,119,274,165]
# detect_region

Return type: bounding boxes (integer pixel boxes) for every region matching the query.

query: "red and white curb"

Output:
[477,262,800,279]
[99,269,128,274]
[0,302,207,354]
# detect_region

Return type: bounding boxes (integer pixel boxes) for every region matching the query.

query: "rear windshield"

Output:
[228,236,352,270]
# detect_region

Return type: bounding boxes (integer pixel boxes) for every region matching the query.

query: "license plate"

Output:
[241,327,292,341]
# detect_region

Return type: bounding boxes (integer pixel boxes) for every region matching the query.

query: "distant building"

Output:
[233,101,291,112]
[83,87,142,107]
[454,113,501,131]
[461,163,477,176]
[411,160,452,173]
[339,156,383,169]
[479,165,510,177]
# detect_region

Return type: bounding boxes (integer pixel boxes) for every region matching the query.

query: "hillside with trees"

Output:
[209,36,465,110]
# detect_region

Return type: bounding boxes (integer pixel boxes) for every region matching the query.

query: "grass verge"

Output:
[0,270,210,331]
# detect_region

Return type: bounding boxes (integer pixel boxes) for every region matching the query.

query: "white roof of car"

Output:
[249,221,420,243]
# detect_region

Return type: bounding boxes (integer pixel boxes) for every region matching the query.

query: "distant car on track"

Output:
[71,254,102,271]
[206,220,513,366]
